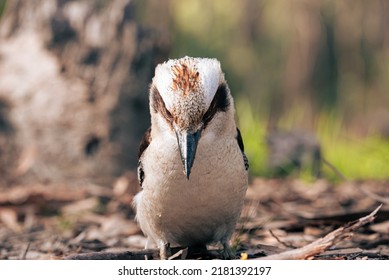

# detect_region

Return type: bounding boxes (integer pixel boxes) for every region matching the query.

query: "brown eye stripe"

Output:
[138,127,151,159]
[202,82,230,129]
[150,85,174,128]
[150,82,230,130]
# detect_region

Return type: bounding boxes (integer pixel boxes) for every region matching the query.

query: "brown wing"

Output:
[236,128,249,171]
[137,127,151,187]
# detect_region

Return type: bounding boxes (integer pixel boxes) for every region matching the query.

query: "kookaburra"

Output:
[134,57,249,259]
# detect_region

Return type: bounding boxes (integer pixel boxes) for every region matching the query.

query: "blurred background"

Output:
[0,0,388,261]
[0,0,388,185]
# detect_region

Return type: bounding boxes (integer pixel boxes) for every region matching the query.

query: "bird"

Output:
[133,56,249,259]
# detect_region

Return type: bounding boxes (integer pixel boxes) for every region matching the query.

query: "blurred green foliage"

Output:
[138,0,389,179]
[0,0,7,18]
[316,112,389,180]
[236,103,389,180]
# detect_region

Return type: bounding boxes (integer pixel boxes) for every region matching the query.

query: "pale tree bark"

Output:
[0,0,169,185]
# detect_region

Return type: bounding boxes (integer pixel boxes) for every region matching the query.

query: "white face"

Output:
[153,57,224,130]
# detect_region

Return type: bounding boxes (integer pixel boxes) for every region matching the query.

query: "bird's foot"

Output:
[222,241,237,259]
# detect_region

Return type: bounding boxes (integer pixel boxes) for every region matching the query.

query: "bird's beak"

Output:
[174,123,203,179]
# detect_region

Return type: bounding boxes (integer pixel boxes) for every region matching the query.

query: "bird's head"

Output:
[150,56,231,179]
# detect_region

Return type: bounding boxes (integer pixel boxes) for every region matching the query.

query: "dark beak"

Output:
[174,124,203,179]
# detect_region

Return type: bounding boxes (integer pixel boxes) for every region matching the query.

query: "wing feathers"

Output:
[137,127,151,187]
[236,128,249,171]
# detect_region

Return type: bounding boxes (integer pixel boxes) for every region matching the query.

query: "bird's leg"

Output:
[221,239,236,259]
[144,238,154,260]
[159,242,171,260]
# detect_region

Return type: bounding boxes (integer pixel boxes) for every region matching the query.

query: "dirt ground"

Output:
[0,175,388,260]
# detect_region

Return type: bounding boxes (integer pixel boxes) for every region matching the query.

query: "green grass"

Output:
[317,113,389,181]
[236,98,389,181]
[323,136,389,180]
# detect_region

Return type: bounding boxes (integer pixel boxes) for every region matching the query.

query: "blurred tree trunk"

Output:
[0,0,169,185]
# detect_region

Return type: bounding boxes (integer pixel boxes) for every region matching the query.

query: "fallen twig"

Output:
[256,204,382,260]
[356,185,389,205]
[168,248,188,260]
[321,165,389,205]
[20,242,31,260]
[269,229,296,249]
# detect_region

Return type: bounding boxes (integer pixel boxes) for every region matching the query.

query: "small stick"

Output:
[355,185,389,205]
[322,158,389,205]
[168,248,188,260]
[20,242,31,260]
[269,230,296,249]
[256,204,382,260]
